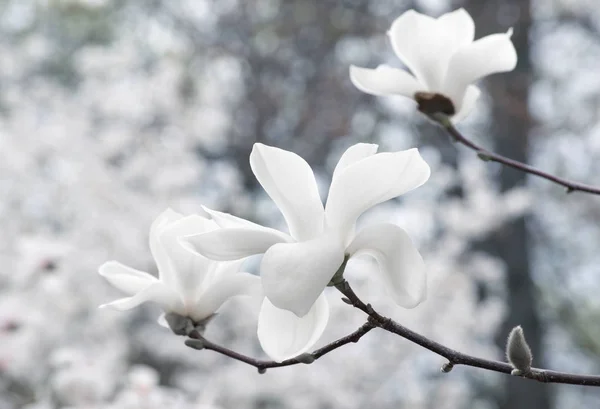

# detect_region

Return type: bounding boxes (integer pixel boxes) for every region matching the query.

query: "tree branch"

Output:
[184,320,376,373]
[431,114,600,195]
[335,279,600,387]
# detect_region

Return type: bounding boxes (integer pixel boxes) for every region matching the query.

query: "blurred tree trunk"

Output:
[461,0,552,408]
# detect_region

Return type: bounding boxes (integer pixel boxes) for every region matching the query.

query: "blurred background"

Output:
[2,0,600,407]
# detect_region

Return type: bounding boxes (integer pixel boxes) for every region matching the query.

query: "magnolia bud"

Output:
[506,325,532,375]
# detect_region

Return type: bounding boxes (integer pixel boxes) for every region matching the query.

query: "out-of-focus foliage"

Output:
[1,0,600,408]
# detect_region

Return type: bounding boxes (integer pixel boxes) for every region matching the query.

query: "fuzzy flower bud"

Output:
[506,325,532,375]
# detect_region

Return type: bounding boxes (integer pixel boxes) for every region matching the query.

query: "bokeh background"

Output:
[2,0,600,407]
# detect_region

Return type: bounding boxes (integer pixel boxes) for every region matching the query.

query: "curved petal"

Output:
[347,223,426,308]
[192,272,261,322]
[159,215,217,301]
[201,206,291,240]
[325,148,430,241]
[202,259,246,288]
[444,29,517,107]
[250,143,325,241]
[388,11,447,91]
[202,206,263,229]
[100,282,179,312]
[350,65,422,98]
[149,209,183,287]
[261,234,344,317]
[184,227,290,261]
[257,293,329,362]
[157,313,169,329]
[98,261,157,295]
[452,85,481,123]
[332,144,379,182]
[436,8,475,50]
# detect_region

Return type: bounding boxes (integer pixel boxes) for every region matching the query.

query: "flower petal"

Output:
[257,293,329,362]
[261,234,344,317]
[99,261,157,295]
[388,10,449,91]
[452,85,481,123]
[185,227,290,261]
[444,29,517,109]
[201,206,262,229]
[349,65,422,98]
[192,272,261,322]
[250,143,325,241]
[100,282,179,311]
[325,148,430,240]
[332,144,379,182]
[347,223,426,308]
[149,209,184,286]
[201,206,291,240]
[436,8,475,50]
[159,215,217,301]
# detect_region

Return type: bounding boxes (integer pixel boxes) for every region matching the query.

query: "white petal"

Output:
[436,9,475,50]
[201,205,291,241]
[388,10,450,91]
[350,65,422,97]
[452,85,481,123]
[257,294,329,362]
[261,234,344,317]
[149,209,184,286]
[332,144,379,182]
[98,261,157,295]
[347,223,426,308]
[159,215,217,301]
[250,143,325,241]
[192,272,261,322]
[201,206,264,229]
[100,282,179,311]
[185,227,290,261]
[325,148,430,240]
[444,29,517,108]
[157,313,169,328]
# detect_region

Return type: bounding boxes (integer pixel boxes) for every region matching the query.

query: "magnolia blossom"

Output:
[350,8,517,122]
[98,209,260,328]
[185,143,430,361]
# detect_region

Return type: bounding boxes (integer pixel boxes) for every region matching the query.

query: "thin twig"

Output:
[334,279,600,387]
[431,114,600,195]
[185,321,376,373]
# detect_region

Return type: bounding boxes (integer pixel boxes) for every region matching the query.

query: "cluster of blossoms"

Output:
[99,8,516,362]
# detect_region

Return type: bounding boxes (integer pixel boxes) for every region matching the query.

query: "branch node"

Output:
[185,339,205,350]
[477,152,492,162]
[257,367,267,375]
[341,297,352,305]
[441,362,454,373]
[295,353,316,364]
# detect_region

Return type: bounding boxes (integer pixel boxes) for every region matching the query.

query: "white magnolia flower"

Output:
[350,8,517,122]
[185,143,430,361]
[99,209,260,327]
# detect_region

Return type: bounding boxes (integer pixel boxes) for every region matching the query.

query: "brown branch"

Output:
[184,320,376,373]
[335,280,600,387]
[430,114,600,195]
